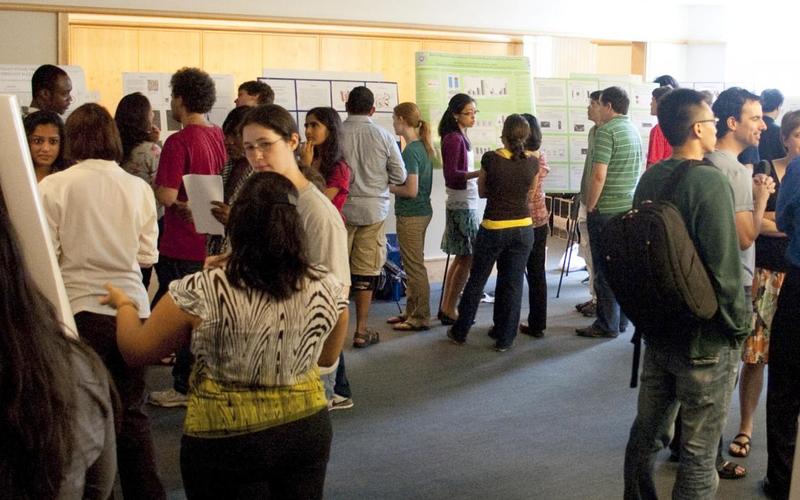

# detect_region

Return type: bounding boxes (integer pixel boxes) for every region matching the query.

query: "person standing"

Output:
[149,67,226,408]
[438,93,480,325]
[386,102,434,331]
[39,103,164,499]
[646,86,673,168]
[759,88,785,161]
[22,64,72,117]
[446,114,538,352]
[623,87,750,500]
[519,113,549,338]
[574,90,604,317]
[341,86,406,348]
[576,86,642,339]
[764,149,800,500]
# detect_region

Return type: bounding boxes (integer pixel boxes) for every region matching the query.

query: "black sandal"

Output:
[728,433,751,458]
[718,460,747,480]
[353,329,380,348]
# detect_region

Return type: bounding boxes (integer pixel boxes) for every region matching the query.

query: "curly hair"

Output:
[306,107,347,182]
[171,67,216,114]
[225,172,315,299]
[114,92,152,163]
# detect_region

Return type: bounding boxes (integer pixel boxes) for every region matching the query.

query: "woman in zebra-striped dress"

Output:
[102,172,348,500]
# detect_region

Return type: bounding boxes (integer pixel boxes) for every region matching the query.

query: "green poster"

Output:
[415,52,533,168]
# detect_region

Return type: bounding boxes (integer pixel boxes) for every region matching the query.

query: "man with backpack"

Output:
[623,88,751,499]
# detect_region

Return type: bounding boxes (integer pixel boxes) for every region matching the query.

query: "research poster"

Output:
[415,52,533,169]
[534,74,654,193]
[122,72,235,141]
[259,76,399,140]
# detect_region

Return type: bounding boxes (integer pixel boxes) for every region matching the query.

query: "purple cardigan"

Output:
[441,132,470,190]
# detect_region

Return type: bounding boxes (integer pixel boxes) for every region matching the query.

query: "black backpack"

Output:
[599,160,719,338]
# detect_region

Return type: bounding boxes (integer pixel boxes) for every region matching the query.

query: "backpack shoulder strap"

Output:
[657,159,712,203]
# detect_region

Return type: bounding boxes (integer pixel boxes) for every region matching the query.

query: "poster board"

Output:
[0,64,94,117]
[259,75,399,139]
[0,95,77,337]
[122,72,235,142]
[415,52,533,168]
[534,74,654,193]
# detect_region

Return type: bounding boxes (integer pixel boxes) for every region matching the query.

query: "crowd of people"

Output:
[2,63,800,500]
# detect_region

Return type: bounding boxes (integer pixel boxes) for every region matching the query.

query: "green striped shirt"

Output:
[592,115,642,214]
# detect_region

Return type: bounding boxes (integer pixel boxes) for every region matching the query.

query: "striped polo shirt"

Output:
[592,114,643,214]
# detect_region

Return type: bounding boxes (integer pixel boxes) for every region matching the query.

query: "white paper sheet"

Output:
[183,174,224,235]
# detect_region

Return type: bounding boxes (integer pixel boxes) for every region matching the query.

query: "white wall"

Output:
[0,0,698,42]
[0,10,57,64]
[646,42,687,84]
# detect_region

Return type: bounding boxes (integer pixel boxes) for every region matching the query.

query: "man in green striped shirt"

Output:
[577,86,643,339]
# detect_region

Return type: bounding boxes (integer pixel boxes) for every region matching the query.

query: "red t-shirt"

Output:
[647,123,672,168]
[155,125,226,261]
[326,160,351,216]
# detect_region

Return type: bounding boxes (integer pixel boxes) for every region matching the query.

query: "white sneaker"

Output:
[148,388,188,408]
[328,394,354,411]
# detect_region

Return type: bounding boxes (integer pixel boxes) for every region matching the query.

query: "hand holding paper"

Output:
[182,174,224,235]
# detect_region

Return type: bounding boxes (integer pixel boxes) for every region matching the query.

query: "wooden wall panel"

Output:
[262,34,319,72]
[468,41,517,56]
[371,38,421,102]
[69,20,524,113]
[421,40,471,54]
[138,29,201,74]
[69,26,138,112]
[320,36,373,72]
[202,31,263,86]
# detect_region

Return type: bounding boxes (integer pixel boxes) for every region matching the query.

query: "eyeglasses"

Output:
[692,118,717,127]
[243,138,282,156]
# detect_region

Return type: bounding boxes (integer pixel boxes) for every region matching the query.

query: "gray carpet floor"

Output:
[145,236,769,499]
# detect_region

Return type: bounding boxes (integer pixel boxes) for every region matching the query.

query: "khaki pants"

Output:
[396,215,432,327]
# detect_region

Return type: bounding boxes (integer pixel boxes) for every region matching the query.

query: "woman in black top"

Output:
[446,114,539,351]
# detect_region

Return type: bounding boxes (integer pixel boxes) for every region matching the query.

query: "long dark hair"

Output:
[0,195,105,498]
[225,172,315,299]
[23,110,67,172]
[115,92,153,163]
[438,93,475,150]
[521,113,542,152]
[306,107,347,181]
[501,114,531,161]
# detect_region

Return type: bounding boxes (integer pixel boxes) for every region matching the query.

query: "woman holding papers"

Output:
[38,103,164,499]
[103,171,348,500]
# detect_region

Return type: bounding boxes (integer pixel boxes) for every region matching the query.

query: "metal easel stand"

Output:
[555,201,580,298]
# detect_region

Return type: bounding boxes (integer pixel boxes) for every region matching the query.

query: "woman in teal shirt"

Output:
[387,102,434,331]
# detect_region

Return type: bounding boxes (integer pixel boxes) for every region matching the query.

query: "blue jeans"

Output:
[623,342,740,499]
[451,225,534,349]
[587,211,628,334]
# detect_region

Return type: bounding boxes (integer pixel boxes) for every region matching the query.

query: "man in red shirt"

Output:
[150,67,226,407]
[646,86,673,168]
